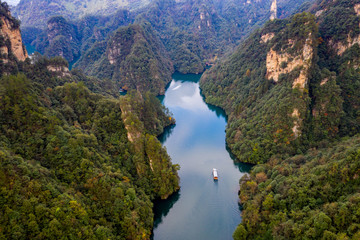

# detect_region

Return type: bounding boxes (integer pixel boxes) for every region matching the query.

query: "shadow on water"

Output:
[226,143,254,172]
[153,71,253,239]
[157,124,176,144]
[151,191,181,239]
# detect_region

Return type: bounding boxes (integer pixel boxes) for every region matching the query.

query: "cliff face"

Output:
[270,0,277,20]
[0,3,27,68]
[0,17,28,61]
[30,16,80,64]
[200,13,318,164]
[201,0,360,165]
[76,23,173,95]
[265,33,314,89]
[119,92,179,200]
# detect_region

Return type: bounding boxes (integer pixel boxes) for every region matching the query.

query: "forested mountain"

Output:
[19,0,311,94]
[201,0,360,164]
[199,0,360,238]
[13,0,150,27]
[75,23,174,95]
[236,136,360,239]
[0,3,179,239]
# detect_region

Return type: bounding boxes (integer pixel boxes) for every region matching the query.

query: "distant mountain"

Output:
[13,0,151,27]
[21,0,312,95]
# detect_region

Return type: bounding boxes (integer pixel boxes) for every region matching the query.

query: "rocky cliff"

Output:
[234,1,360,238]
[119,91,179,200]
[201,0,360,165]
[0,2,27,73]
[200,13,319,164]
[31,16,80,64]
[75,23,173,95]
[23,0,311,77]
[265,32,314,89]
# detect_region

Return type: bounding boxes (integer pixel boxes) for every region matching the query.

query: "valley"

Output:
[1,0,360,239]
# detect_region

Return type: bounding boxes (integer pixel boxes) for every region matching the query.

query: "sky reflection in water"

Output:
[153,73,252,240]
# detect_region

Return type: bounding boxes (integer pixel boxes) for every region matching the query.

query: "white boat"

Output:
[212,168,218,180]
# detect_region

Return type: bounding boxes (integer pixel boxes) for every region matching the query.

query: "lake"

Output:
[153,73,252,240]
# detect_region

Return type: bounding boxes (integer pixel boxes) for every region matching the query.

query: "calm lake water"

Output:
[153,73,252,240]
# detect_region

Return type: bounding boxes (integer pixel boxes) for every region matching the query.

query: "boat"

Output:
[212,168,218,180]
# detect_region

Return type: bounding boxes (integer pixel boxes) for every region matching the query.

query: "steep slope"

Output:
[0,1,27,73]
[201,13,319,163]
[13,0,150,27]
[201,0,360,164]
[29,10,132,66]
[134,0,311,73]
[75,23,174,95]
[199,0,360,238]
[0,6,179,238]
[310,0,360,137]
[31,16,81,64]
[23,0,312,78]
[0,56,179,240]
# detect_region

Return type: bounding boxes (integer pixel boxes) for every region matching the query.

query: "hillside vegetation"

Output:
[201,13,320,163]
[0,49,179,240]
[21,0,311,94]
[235,135,360,239]
[75,23,174,95]
[199,0,360,239]
[201,0,360,164]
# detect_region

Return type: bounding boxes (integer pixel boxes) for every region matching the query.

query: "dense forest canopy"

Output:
[18,0,311,94]
[199,0,360,239]
[0,4,179,235]
[1,0,360,239]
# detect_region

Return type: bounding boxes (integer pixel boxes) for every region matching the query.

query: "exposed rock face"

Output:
[260,33,274,43]
[330,34,360,55]
[315,9,324,17]
[270,0,277,20]
[266,35,314,89]
[79,24,174,95]
[355,4,360,15]
[0,16,28,62]
[291,108,301,138]
[47,65,71,77]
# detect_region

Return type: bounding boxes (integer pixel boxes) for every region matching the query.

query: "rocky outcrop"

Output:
[355,4,360,15]
[119,94,180,200]
[330,34,360,56]
[260,33,274,43]
[47,65,71,77]
[291,108,301,138]
[0,15,28,62]
[79,24,173,95]
[270,0,277,20]
[266,35,314,89]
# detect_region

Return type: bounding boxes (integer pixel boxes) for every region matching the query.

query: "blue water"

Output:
[153,73,252,240]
